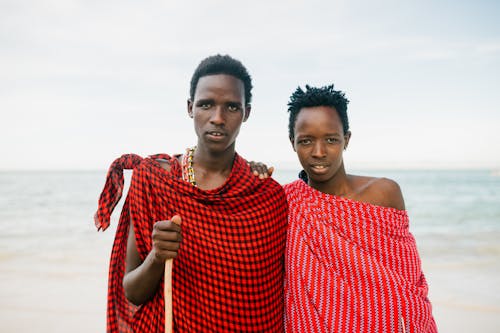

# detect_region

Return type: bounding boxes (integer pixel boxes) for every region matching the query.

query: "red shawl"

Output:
[284,180,437,333]
[95,153,287,332]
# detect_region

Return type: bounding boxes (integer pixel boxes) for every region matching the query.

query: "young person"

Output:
[95,55,287,332]
[284,85,437,332]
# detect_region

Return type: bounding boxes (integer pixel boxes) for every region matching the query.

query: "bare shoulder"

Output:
[351,175,405,210]
[369,177,405,210]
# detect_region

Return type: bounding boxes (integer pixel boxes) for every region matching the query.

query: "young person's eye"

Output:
[326,137,339,144]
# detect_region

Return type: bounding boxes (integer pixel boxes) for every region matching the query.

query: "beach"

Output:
[0,169,499,332]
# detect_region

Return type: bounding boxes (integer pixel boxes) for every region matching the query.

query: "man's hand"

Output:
[248,161,274,179]
[151,215,182,263]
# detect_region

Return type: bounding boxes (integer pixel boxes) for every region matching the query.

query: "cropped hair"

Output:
[287,84,349,139]
[190,54,253,105]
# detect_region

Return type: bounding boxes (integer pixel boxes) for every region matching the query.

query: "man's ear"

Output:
[187,99,193,118]
[290,137,296,152]
[344,131,352,150]
[243,105,251,122]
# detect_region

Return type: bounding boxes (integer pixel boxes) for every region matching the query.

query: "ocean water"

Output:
[0,169,499,331]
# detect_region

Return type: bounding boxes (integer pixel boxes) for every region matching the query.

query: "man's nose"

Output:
[210,107,225,125]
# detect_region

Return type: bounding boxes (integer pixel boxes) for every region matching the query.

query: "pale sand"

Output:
[0,260,108,332]
[0,228,112,333]
[433,302,499,332]
[1,228,499,332]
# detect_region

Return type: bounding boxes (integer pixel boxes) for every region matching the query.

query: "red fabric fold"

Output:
[96,153,288,332]
[94,153,144,231]
[284,179,437,333]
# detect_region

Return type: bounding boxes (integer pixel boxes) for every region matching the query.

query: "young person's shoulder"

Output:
[352,175,405,210]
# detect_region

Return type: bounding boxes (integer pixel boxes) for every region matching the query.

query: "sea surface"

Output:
[0,169,499,332]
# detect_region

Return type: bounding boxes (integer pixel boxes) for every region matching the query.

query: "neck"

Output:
[309,164,351,197]
[193,143,236,173]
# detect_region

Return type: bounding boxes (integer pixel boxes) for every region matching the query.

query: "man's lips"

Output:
[205,130,227,139]
[207,131,225,136]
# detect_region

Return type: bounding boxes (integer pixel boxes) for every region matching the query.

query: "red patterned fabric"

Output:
[284,180,437,333]
[95,153,287,332]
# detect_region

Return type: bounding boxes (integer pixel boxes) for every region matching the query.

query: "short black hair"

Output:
[190,54,253,105]
[287,84,350,139]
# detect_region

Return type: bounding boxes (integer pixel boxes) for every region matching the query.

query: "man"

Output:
[95,55,287,332]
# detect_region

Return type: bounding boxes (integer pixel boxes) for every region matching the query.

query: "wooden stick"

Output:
[164,215,180,333]
[165,259,173,333]
[163,215,181,333]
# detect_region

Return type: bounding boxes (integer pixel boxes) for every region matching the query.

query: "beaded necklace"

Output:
[182,146,197,186]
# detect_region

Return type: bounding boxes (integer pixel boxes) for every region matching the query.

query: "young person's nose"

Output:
[312,141,327,158]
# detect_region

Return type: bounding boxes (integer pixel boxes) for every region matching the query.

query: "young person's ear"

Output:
[290,137,297,152]
[344,131,352,150]
[187,99,193,118]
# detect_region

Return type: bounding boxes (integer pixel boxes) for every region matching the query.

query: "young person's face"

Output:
[292,106,350,189]
[188,74,250,154]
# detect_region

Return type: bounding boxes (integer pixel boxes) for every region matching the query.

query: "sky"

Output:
[1,0,499,170]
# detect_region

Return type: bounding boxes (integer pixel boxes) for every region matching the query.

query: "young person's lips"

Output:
[309,164,329,174]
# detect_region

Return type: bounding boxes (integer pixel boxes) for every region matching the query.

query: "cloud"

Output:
[1,0,499,169]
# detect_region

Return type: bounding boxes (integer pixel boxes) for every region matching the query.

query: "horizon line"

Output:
[1,166,499,172]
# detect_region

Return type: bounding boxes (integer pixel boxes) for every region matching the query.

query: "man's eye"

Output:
[326,138,339,143]
[227,105,240,112]
[298,139,311,145]
[200,103,211,109]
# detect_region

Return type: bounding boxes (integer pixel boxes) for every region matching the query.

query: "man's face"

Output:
[292,106,350,189]
[188,74,250,153]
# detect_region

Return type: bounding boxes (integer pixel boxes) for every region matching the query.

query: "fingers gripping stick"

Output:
[165,215,181,333]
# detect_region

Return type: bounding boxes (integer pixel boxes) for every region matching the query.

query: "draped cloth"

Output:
[284,179,437,333]
[95,153,288,332]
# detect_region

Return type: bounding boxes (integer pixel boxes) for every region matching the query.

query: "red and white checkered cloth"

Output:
[95,153,288,332]
[284,179,437,333]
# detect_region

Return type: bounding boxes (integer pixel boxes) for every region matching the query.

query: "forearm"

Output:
[123,251,165,305]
